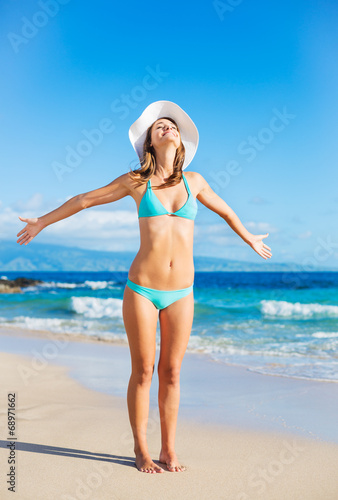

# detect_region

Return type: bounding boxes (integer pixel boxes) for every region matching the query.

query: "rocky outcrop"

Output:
[0,277,43,294]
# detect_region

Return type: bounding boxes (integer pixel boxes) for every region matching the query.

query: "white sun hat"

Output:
[128,100,199,170]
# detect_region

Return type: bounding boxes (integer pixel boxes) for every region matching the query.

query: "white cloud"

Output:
[12,193,44,211]
[46,208,140,250]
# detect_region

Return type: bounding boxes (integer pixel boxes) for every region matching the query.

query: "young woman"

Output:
[17,101,272,474]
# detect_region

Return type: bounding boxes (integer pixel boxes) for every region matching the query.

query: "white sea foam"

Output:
[260,300,338,318]
[40,280,116,290]
[39,281,79,289]
[187,334,260,358]
[312,331,338,339]
[56,282,78,289]
[249,363,338,383]
[187,333,338,381]
[71,296,123,319]
[24,281,78,292]
[84,280,110,290]
[2,315,83,333]
[0,316,127,343]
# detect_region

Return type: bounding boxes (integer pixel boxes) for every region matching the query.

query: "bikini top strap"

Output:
[182,173,191,195]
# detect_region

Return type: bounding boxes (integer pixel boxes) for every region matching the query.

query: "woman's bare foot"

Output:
[159,450,186,472]
[135,452,165,473]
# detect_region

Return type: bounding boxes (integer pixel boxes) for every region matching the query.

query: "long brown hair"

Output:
[128,117,185,190]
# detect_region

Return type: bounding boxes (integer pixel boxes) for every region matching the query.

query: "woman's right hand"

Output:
[17,216,44,245]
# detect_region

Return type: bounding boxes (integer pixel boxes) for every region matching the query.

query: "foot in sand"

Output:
[135,453,165,473]
[159,450,186,472]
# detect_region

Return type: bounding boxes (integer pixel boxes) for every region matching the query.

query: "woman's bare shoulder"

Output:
[119,171,138,187]
[184,171,207,192]
[122,171,146,196]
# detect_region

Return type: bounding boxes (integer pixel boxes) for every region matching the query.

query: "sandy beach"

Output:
[1,327,338,500]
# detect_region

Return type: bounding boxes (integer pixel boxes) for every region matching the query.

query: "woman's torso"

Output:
[128,172,197,290]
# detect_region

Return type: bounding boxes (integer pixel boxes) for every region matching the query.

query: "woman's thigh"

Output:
[122,284,159,369]
[158,290,194,369]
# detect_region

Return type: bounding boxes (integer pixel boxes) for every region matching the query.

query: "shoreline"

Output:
[0,346,338,499]
[1,323,338,385]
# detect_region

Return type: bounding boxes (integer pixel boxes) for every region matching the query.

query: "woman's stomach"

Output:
[129,217,195,289]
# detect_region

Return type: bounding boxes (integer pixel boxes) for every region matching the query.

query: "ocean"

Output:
[1,271,337,383]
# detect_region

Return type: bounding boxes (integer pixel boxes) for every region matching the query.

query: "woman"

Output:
[17,101,272,474]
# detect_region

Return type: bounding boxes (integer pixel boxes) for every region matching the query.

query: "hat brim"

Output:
[128,101,199,170]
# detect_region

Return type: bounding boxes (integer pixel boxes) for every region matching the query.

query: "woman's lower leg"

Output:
[127,366,153,455]
[158,367,180,454]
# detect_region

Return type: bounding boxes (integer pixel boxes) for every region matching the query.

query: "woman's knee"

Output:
[158,363,181,386]
[131,363,155,386]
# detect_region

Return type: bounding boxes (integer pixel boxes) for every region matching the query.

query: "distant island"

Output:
[0,240,336,272]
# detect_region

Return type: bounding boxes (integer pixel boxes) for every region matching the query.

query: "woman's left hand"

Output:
[249,233,272,260]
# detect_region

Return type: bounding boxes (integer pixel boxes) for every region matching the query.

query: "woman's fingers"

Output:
[17,233,31,245]
[18,235,29,245]
[17,228,26,237]
[256,244,272,259]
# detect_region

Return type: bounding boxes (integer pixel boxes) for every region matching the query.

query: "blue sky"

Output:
[1,0,338,267]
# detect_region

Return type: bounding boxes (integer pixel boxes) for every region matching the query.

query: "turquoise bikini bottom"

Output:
[126,278,193,310]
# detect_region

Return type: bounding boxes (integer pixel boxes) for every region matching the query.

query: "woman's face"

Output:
[150,118,181,151]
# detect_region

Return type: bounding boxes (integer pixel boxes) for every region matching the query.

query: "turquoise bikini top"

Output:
[138,173,198,220]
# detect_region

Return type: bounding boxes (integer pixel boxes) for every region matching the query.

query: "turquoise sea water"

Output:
[1,271,337,382]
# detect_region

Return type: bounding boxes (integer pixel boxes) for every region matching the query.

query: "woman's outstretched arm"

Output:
[194,172,272,260]
[16,173,131,246]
